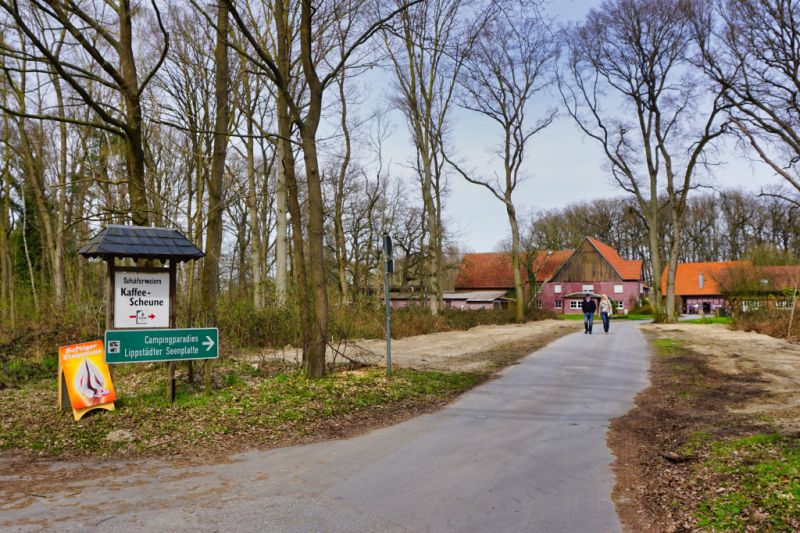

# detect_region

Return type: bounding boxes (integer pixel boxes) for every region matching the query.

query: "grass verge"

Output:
[0,360,482,460]
[609,333,800,532]
[560,313,653,321]
[682,316,733,325]
[694,434,800,531]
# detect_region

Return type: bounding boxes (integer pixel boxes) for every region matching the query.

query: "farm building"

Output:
[535,238,646,314]
[661,261,747,314]
[455,237,647,314]
[389,290,512,310]
[664,261,800,314]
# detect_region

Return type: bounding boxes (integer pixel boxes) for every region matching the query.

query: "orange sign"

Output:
[58,340,117,420]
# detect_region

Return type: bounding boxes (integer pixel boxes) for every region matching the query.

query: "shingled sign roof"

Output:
[78,225,204,262]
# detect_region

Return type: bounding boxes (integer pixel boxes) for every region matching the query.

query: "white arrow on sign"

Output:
[203,336,215,351]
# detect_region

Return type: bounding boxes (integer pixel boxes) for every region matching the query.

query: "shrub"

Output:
[630,303,654,315]
[733,309,799,342]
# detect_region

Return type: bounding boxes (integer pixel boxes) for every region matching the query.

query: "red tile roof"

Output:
[749,265,800,291]
[455,250,572,289]
[586,237,644,281]
[661,260,751,296]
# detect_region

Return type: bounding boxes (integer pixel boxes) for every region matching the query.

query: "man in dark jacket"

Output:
[581,294,597,334]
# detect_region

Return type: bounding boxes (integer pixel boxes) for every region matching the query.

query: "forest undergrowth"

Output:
[0,296,554,389]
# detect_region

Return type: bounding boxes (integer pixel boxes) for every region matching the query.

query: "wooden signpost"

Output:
[79,225,207,402]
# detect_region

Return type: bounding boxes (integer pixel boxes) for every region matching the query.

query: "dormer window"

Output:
[699,273,704,288]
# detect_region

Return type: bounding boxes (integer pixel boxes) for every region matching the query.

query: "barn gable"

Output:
[550,238,623,283]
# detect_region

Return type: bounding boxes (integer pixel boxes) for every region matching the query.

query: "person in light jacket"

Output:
[599,294,613,334]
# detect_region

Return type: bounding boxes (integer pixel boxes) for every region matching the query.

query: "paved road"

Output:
[2,321,651,533]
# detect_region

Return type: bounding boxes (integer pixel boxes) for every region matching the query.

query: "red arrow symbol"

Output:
[149,314,156,319]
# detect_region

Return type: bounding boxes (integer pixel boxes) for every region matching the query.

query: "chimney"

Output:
[699,273,704,289]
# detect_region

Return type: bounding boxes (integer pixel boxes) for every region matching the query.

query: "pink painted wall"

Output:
[391,299,500,310]
[537,281,645,314]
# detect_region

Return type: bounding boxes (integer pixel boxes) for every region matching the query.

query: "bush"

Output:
[630,303,654,315]
[216,298,302,350]
[0,293,537,387]
[734,309,799,342]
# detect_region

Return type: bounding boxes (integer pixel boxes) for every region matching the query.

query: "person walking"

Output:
[581,294,596,334]
[599,294,613,335]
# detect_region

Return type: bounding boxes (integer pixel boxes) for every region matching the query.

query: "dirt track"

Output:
[252,319,581,372]
[643,323,800,431]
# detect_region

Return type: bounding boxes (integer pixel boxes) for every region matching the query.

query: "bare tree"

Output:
[701,0,800,206]
[222,0,421,377]
[382,0,489,315]
[0,0,169,226]
[445,7,555,322]
[558,0,728,320]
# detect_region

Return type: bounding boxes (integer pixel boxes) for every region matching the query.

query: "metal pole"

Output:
[384,258,392,376]
[383,232,393,376]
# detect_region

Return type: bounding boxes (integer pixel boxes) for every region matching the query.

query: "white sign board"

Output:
[113,271,170,328]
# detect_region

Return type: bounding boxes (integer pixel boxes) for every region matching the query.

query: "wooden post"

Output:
[107,259,116,385]
[107,259,115,330]
[167,260,177,402]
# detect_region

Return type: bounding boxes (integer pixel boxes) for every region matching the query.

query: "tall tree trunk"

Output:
[665,203,682,321]
[118,0,150,227]
[52,70,67,310]
[0,122,12,326]
[201,1,230,390]
[507,202,524,322]
[419,152,439,315]
[274,0,311,353]
[244,94,264,309]
[647,198,664,317]
[298,0,329,377]
[274,140,289,306]
[334,69,351,304]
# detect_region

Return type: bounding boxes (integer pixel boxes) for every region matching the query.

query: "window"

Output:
[742,300,760,312]
[616,300,624,309]
[554,284,562,294]
[582,284,594,292]
[613,284,623,294]
[570,300,582,309]
[776,300,791,310]
[555,300,563,309]
[536,299,543,309]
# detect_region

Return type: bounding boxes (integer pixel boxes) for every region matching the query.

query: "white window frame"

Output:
[582,284,594,293]
[555,300,563,309]
[570,300,582,309]
[613,284,624,294]
[742,300,760,312]
[554,284,562,294]
[616,300,624,309]
[536,299,543,309]
[776,299,791,310]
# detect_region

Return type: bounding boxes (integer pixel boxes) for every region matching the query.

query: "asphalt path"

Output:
[2,320,651,533]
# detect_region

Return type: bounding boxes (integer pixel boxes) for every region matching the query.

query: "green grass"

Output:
[0,362,482,458]
[652,337,684,356]
[682,316,733,325]
[619,314,655,320]
[560,313,653,321]
[694,434,800,531]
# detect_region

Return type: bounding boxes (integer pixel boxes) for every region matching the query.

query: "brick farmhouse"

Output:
[455,237,647,314]
[662,260,800,314]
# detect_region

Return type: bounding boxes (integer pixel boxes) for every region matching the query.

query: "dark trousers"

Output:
[584,312,594,333]
[601,312,610,333]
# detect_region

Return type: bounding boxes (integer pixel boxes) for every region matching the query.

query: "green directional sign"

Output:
[104,328,219,364]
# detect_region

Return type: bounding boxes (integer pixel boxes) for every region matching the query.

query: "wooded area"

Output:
[0,0,799,378]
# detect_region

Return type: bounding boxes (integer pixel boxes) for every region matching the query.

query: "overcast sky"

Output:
[352,0,786,253]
